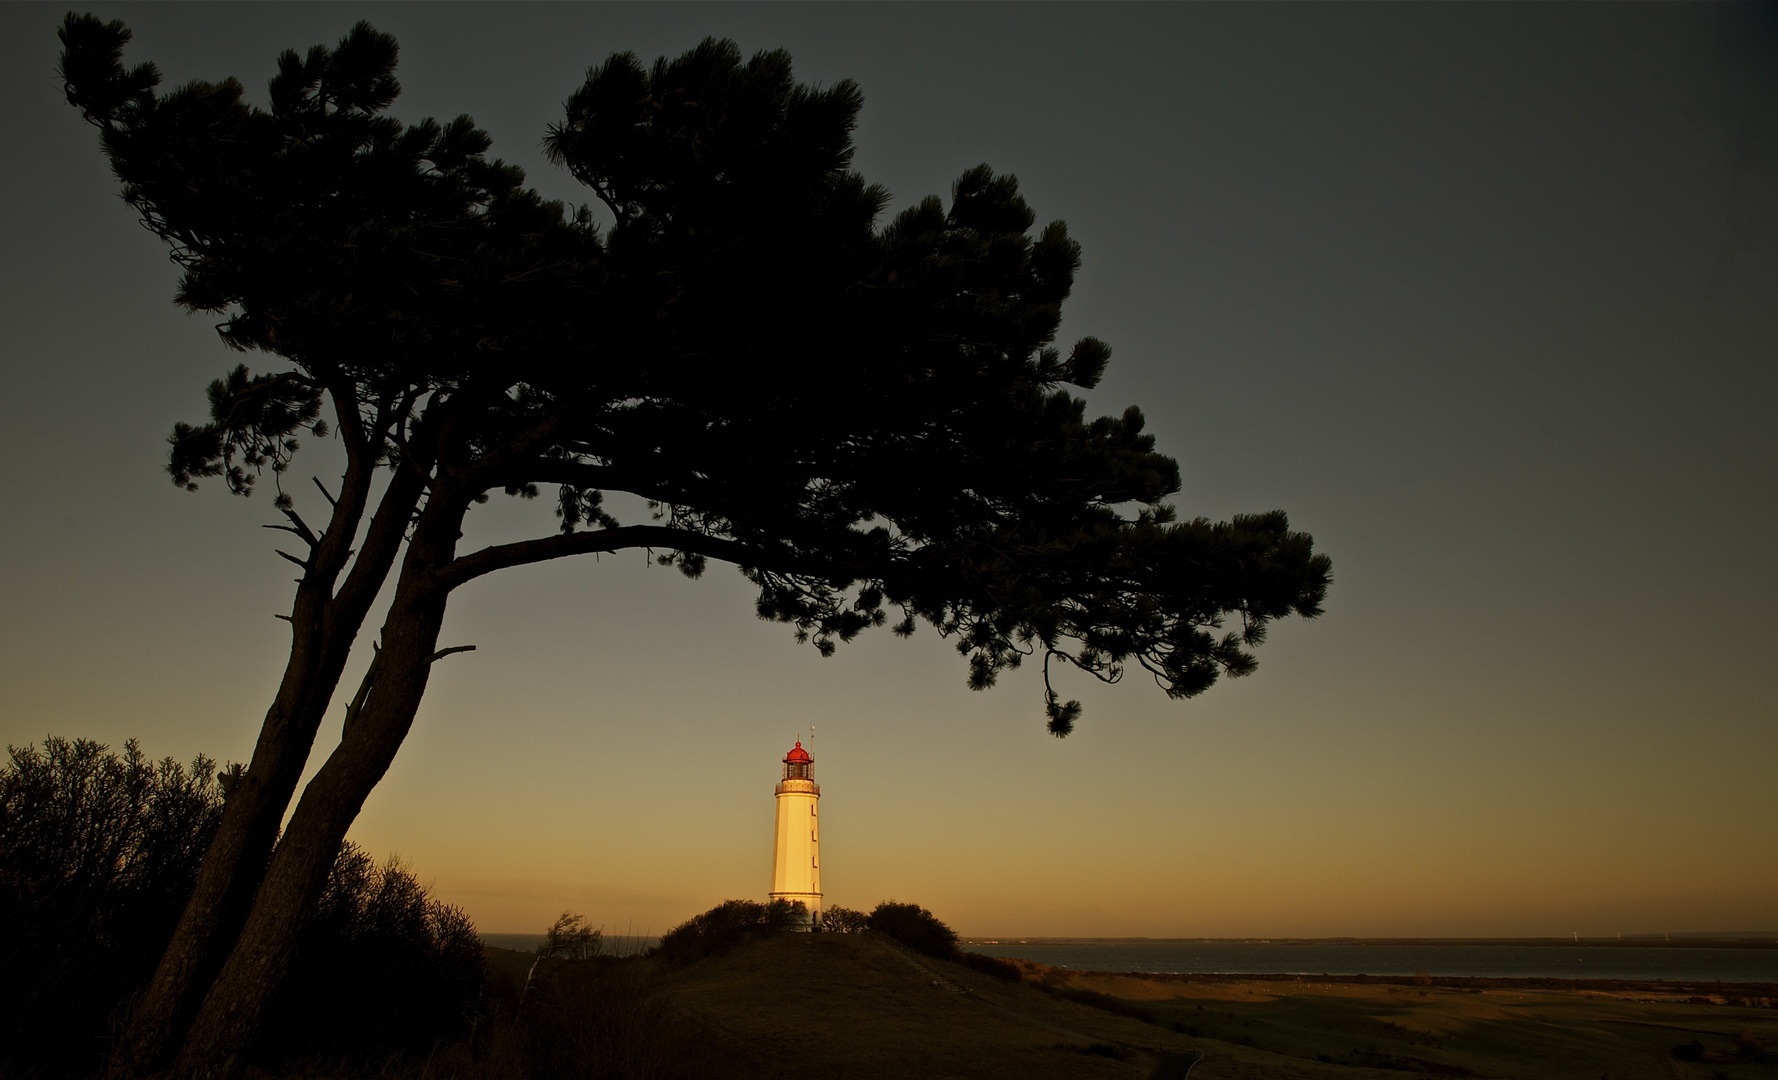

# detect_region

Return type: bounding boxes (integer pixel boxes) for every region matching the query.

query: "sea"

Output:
[480,932,1778,982]
[962,941,1778,983]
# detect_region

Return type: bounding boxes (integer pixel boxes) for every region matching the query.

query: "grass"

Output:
[657,932,1158,1079]
[261,936,1777,1079]
[1052,967,1778,1079]
[653,934,1778,1079]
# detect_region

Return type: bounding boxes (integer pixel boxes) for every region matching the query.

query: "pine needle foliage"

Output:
[60,16,1331,736]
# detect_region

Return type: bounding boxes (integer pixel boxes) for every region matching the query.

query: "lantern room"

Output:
[782,740,813,781]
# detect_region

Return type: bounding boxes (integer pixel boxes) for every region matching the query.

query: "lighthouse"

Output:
[769,740,821,926]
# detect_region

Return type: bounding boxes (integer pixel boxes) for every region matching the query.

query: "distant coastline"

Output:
[478,931,1778,952]
[959,934,1778,950]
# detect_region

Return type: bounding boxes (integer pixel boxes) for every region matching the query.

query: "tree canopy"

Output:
[58,15,1330,1076]
[65,19,1329,737]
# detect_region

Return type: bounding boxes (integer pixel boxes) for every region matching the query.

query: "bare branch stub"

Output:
[262,523,318,549]
[341,646,382,736]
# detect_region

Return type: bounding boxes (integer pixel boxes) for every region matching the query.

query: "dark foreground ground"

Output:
[481,934,1778,1080]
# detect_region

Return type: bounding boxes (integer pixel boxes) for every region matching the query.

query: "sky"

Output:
[2,2,1775,939]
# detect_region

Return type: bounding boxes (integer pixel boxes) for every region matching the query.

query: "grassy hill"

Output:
[656,932,1191,1079]
[482,933,1777,1079]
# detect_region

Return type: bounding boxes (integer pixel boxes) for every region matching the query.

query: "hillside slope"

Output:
[657,934,1778,1080]
[660,933,1333,1079]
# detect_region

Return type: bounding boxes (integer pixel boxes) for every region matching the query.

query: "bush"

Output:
[0,736,485,1076]
[1739,1029,1768,1061]
[765,897,813,931]
[259,844,487,1061]
[540,910,605,960]
[0,737,225,1078]
[821,904,870,933]
[656,898,808,968]
[1052,985,1160,1025]
[958,950,1023,982]
[868,900,959,958]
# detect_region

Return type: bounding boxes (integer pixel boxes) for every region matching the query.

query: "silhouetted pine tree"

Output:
[59,18,1332,1077]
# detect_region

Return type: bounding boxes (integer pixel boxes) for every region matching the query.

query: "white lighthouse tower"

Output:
[769,740,821,926]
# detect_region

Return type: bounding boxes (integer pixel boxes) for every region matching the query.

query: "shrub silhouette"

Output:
[0,737,224,1078]
[868,900,959,958]
[656,898,808,967]
[958,950,1023,982]
[258,844,486,1061]
[540,911,605,960]
[0,737,482,1074]
[1739,1029,1768,1060]
[821,904,870,933]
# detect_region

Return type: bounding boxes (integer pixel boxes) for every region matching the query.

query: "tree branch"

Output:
[263,502,320,549]
[325,454,430,636]
[519,458,625,491]
[510,458,686,510]
[462,403,573,488]
[340,645,379,736]
[321,373,371,461]
[263,524,313,545]
[428,525,819,595]
[275,549,310,570]
[425,645,476,664]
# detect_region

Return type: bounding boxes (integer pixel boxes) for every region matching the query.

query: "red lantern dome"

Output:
[782,740,813,780]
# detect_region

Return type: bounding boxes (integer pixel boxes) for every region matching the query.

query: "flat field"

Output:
[646,934,1778,1079]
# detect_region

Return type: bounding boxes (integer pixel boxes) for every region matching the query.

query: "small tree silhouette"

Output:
[868,901,959,958]
[542,912,605,961]
[821,905,870,933]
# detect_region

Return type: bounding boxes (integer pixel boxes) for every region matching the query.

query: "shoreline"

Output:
[1036,968,1778,996]
[960,935,1778,950]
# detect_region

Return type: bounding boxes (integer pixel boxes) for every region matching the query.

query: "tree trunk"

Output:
[108,635,348,1078]
[166,510,464,1079]
[111,452,427,1079]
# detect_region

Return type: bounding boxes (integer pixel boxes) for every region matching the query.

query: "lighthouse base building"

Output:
[769,741,821,928]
